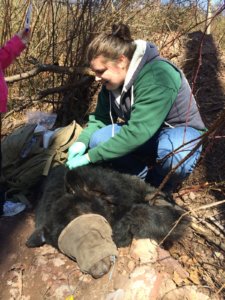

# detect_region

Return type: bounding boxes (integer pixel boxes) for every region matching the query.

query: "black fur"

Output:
[27,165,189,247]
[26,165,189,277]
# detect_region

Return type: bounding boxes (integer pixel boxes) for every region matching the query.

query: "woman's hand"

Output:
[16,29,31,45]
[66,154,90,170]
[67,142,86,161]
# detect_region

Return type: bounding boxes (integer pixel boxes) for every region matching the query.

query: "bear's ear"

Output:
[64,169,86,194]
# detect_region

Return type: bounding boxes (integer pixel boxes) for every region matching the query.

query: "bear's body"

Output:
[27,165,189,278]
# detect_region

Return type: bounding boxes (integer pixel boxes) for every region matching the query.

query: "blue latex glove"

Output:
[67,142,86,161]
[66,154,90,170]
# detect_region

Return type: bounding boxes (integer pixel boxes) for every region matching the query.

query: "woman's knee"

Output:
[156,127,202,177]
[157,147,202,179]
[89,124,122,149]
[89,130,105,148]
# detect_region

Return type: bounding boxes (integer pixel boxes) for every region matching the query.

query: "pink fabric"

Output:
[0,35,26,112]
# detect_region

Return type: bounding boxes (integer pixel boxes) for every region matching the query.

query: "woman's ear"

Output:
[117,54,129,70]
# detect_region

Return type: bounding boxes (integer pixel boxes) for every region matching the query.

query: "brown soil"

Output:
[0,31,225,300]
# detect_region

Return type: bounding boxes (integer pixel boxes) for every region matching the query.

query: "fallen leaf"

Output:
[189,269,200,285]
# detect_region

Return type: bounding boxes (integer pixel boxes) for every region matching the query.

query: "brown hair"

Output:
[87,23,136,63]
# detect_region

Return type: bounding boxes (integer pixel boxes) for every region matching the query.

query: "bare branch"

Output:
[5,64,94,83]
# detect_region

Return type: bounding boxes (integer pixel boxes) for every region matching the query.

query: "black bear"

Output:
[26,165,189,278]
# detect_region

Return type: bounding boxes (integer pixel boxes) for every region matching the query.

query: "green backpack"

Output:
[0,121,82,204]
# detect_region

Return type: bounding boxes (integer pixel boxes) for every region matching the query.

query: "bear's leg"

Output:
[112,219,133,247]
[112,204,189,247]
[128,204,189,243]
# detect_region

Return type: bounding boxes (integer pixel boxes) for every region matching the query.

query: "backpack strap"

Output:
[43,121,83,176]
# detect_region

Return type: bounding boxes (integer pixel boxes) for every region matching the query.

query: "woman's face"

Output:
[90,55,129,91]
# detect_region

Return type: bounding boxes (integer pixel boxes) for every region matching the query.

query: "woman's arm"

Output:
[0,34,26,70]
[76,87,114,147]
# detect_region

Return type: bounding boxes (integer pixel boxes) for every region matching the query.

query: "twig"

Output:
[189,204,225,252]
[193,215,224,239]
[178,182,209,195]
[18,269,23,298]
[192,199,225,212]
[158,199,225,246]
[200,218,225,239]
[208,216,225,233]
[5,64,94,83]
[191,222,225,252]
[216,282,225,296]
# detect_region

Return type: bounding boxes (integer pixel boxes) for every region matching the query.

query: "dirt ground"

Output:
[0,31,225,300]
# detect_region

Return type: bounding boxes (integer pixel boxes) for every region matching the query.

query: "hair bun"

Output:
[111,23,133,42]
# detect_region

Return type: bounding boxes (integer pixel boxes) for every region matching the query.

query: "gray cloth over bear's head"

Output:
[58,214,118,276]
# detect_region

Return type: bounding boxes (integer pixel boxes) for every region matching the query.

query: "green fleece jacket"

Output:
[77,60,181,163]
